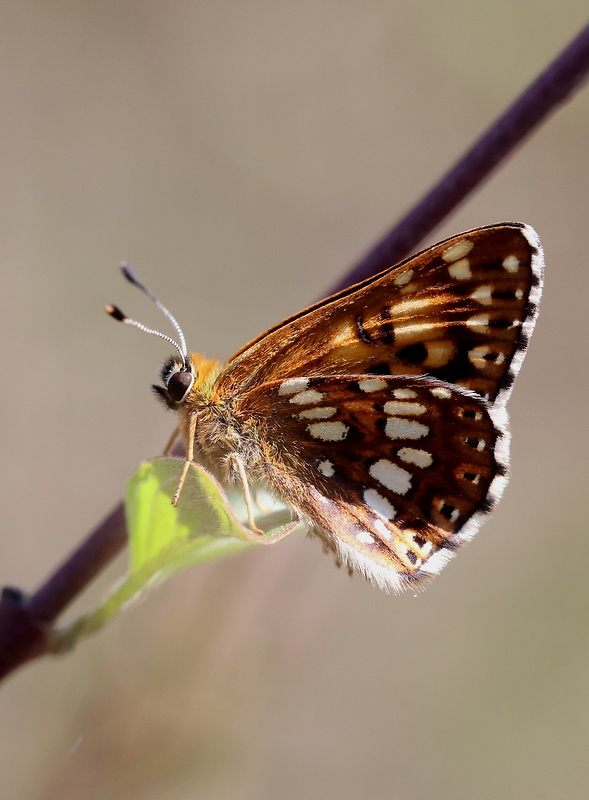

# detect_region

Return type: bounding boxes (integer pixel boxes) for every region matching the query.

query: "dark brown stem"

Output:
[2,22,589,682]
[27,504,127,622]
[0,505,127,681]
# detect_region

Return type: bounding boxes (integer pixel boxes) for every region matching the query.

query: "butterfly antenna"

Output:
[119,263,188,358]
[106,263,191,368]
[105,304,190,366]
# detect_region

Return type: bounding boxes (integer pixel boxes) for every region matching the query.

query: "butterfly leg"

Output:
[173,416,295,543]
[172,413,197,506]
[230,454,296,544]
[231,453,264,535]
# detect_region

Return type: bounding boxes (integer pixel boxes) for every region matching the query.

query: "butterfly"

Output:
[108,222,543,592]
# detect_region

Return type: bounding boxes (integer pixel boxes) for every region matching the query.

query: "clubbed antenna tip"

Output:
[120,262,143,291]
[105,285,189,367]
[105,304,126,322]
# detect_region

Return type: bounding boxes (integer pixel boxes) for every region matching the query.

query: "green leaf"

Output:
[53,457,301,651]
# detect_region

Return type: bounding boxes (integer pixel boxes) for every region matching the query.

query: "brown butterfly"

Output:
[108,223,543,592]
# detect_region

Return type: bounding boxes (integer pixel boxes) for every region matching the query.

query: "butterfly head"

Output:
[152,356,195,410]
[106,262,197,409]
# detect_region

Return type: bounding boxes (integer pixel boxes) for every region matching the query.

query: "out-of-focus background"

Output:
[2,3,589,799]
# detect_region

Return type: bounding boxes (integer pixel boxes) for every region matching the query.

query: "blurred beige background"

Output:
[2,3,589,799]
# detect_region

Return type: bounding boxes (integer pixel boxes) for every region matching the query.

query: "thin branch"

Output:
[27,504,127,622]
[329,20,589,294]
[0,505,127,680]
[1,21,589,682]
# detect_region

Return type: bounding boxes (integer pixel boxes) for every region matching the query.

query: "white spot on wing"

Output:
[355,529,375,545]
[470,285,493,305]
[466,314,490,332]
[503,254,520,272]
[279,377,309,395]
[373,518,392,539]
[448,258,472,280]
[430,386,452,399]
[307,421,349,441]
[385,417,429,440]
[420,548,453,575]
[289,389,324,405]
[394,269,414,286]
[383,401,426,416]
[364,488,397,520]
[419,540,433,556]
[420,340,455,367]
[394,321,437,338]
[298,406,337,420]
[441,239,474,263]
[393,388,417,399]
[358,379,387,393]
[390,297,437,314]
[318,459,335,476]
[397,447,433,468]
[369,459,412,495]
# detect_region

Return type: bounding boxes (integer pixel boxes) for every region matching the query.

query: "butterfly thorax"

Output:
[173,351,265,481]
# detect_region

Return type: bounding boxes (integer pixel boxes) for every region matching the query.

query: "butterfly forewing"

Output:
[238,374,509,592]
[222,223,542,405]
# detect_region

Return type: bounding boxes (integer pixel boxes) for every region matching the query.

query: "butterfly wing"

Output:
[237,374,509,592]
[221,223,543,405]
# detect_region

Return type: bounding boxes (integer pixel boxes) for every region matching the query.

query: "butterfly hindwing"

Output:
[240,374,509,591]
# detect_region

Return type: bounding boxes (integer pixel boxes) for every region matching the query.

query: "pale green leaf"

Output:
[53,457,301,650]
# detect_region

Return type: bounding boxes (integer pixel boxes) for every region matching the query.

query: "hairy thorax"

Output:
[176,353,265,483]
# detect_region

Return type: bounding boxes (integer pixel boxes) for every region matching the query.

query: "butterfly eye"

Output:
[166,369,194,403]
